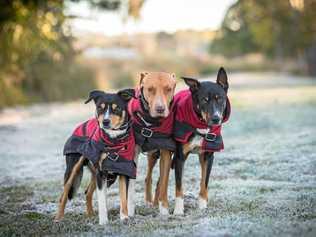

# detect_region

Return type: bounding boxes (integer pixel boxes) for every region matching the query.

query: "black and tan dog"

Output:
[127,72,177,216]
[172,67,231,215]
[55,89,136,224]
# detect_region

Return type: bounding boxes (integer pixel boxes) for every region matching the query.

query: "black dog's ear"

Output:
[216,67,229,93]
[117,88,136,102]
[181,77,200,92]
[84,90,106,104]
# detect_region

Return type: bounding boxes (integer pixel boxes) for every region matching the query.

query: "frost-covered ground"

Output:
[0,72,315,237]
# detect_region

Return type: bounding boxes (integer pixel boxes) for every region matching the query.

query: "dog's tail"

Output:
[64,153,84,200]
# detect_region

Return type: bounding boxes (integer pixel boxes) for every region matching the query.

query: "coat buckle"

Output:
[141,128,153,138]
[108,152,119,161]
[205,133,216,142]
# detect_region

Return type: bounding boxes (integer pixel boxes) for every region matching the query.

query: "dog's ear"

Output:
[85,90,105,104]
[216,67,229,93]
[181,77,200,92]
[117,88,136,102]
[139,72,148,87]
[171,73,177,85]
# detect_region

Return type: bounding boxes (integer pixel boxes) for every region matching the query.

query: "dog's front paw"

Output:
[54,214,63,223]
[198,197,207,210]
[120,213,129,224]
[54,217,62,223]
[159,202,169,216]
[86,210,95,217]
[99,217,108,225]
[128,203,135,217]
[173,197,184,215]
[145,200,154,208]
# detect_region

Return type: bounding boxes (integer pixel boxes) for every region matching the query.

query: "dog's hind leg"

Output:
[174,143,186,215]
[119,175,129,221]
[145,152,158,206]
[128,146,140,217]
[55,155,85,222]
[85,173,96,217]
[198,152,214,210]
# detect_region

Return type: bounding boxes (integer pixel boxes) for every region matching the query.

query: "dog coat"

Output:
[173,89,231,153]
[128,90,176,152]
[63,118,136,179]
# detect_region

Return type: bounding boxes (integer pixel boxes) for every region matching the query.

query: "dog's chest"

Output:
[187,128,209,154]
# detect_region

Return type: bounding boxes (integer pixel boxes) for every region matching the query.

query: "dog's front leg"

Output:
[145,151,158,206]
[96,175,108,225]
[174,143,186,215]
[127,146,140,217]
[158,149,172,215]
[119,175,129,221]
[198,152,214,209]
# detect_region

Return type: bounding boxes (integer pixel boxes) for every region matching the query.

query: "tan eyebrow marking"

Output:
[100,103,105,109]
[112,104,118,110]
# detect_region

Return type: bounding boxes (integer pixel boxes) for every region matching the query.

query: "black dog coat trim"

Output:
[173,89,231,153]
[63,118,136,178]
[128,90,176,152]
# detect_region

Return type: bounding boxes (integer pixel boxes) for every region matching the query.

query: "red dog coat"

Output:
[63,118,136,178]
[128,89,176,152]
[173,89,231,153]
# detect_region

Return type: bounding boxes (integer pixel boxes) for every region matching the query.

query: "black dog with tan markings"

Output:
[172,67,231,215]
[55,89,136,225]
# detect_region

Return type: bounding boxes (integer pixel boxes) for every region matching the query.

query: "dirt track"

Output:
[0,72,315,237]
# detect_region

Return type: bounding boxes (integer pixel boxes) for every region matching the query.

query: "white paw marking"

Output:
[128,179,136,217]
[198,197,207,210]
[97,182,108,225]
[174,197,184,215]
[120,213,129,221]
[159,201,169,215]
[145,200,153,207]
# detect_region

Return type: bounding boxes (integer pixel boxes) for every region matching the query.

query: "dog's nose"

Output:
[103,119,111,128]
[155,106,165,114]
[212,116,221,124]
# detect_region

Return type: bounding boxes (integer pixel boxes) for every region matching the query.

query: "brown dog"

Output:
[127,72,177,216]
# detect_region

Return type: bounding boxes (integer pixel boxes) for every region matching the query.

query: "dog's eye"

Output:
[203,97,209,103]
[148,87,155,93]
[97,106,104,112]
[165,87,172,93]
[113,107,122,114]
[216,95,223,102]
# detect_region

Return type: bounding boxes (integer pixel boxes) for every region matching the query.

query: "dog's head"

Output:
[85,89,135,130]
[182,67,229,126]
[139,72,176,118]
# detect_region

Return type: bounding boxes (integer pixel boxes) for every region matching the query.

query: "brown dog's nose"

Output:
[155,106,165,114]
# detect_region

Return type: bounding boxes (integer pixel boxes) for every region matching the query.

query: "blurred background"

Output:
[0,0,315,108]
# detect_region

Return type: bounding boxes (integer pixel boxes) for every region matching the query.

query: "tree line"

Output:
[0,0,143,108]
[211,0,316,76]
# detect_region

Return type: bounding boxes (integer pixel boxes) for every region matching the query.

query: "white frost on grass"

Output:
[0,73,315,236]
